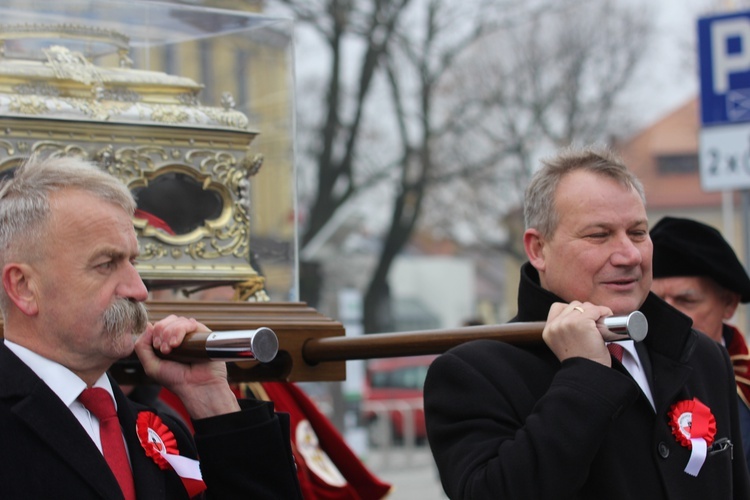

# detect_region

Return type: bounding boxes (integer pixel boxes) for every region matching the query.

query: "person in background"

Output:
[650,215,750,470]
[0,154,302,499]
[424,146,750,499]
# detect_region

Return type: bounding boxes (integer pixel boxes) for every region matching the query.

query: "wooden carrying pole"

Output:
[301,323,546,364]
[118,302,549,383]
[301,310,647,363]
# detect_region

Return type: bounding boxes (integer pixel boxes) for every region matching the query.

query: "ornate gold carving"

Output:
[0,24,251,132]
[100,88,140,103]
[0,22,265,286]
[0,132,258,280]
[149,106,190,125]
[13,82,60,97]
[231,277,269,302]
[140,243,170,260]
[0,140,14,155]
[43,45,102,85]
[8,95,49,115]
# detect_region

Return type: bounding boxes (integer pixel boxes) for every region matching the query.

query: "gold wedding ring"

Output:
[573,306,584,313]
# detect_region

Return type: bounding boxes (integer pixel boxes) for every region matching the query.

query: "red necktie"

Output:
[79,388,137,500]
[607,343,625,363]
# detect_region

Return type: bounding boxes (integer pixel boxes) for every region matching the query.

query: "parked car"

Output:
[361,355,437,444]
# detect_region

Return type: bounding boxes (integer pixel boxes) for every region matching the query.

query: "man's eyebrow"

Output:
[624,218,649,229]
[90,247,131,262]
[579,222,610,230]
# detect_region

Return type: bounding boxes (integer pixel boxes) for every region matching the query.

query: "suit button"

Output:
[658,442,670,458]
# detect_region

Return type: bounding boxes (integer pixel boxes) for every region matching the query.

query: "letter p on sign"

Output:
[712,17,750,94]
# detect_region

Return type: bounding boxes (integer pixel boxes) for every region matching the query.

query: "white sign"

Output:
[699,123,750,191]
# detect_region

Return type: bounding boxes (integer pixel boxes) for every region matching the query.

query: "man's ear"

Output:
[722,292,741,321]
[523,228,547,272]
[2,263,39,316]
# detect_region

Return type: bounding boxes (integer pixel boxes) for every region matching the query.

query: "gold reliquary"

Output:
[0,22,276,293]
[0,8,351,384]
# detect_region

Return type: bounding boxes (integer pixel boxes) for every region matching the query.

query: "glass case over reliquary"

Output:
[0,2,349,383]
[0,1,297,302]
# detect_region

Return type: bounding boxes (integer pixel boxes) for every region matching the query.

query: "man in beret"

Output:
[651,216,750,469]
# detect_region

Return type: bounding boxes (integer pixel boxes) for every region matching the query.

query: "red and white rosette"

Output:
[137,411,207,497]
[668,398,716,477]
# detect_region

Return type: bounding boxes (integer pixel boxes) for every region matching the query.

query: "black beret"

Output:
[650,216,750,302]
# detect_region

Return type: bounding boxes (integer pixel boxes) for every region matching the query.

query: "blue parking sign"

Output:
[699,11,750,126]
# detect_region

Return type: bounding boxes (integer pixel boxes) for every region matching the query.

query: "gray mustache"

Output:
[103,299,148,336]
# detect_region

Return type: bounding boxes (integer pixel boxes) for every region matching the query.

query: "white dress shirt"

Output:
[608,339,655,410]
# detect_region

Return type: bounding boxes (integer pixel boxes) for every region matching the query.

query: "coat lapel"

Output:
[0,344,124,499]
[646,348,693,414]
[638,295,697,413]
[112,381,170,498]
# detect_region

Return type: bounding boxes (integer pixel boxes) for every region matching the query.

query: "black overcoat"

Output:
[0,342,302,499]
[425,263,750,499]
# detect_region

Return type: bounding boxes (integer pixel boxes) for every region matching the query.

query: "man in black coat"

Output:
[651,216,750,471]
[0,155,302,499]
[424,146,750,499]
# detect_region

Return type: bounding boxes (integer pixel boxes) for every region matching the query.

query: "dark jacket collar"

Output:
[0,342,171,498]
[513,262,697,363]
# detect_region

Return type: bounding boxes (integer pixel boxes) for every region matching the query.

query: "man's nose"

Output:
[611,235,643,266]
[119,263,149,302]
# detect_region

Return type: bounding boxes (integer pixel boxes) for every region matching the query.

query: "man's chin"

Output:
[598,293,647,316]
[108,332,137,359]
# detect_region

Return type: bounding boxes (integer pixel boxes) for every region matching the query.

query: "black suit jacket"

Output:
[425,263,750,499]
[0,342,302,499]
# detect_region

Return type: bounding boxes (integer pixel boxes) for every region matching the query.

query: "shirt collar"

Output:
[3,339,114,408]
[616,339,637,361]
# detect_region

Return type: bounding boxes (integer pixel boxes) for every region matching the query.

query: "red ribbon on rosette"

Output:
[137,411,207,497]
[668,398,716,477]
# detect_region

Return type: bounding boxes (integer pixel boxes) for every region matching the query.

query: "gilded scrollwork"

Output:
[29,141,87,158]
[150,105,190,125]
[187,150,235,178]
[100,88,140,103]
[105,147,157,183]
[8,95,49,115]
[108,145,251,265]
[202,106,249,129]
[14,82,60,97]
[94,144,114,169]
[176,93,200,106]
[44,45,102,85]
[139,242,170,260]
[240,152,264,177]
[184,230,246,261]
[233,276,268,302]
[0,140,14,155]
